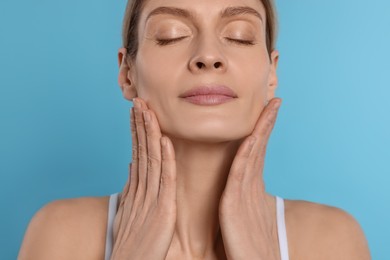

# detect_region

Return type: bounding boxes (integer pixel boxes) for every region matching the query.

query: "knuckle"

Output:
[145,130,155,139]
[261,119,272,135]
[161,171,176,184]
[231,167,245,182]
[252,152,264,163]
[233,172,244,183]
[161,158,176,169]
[266,116,274,127]
[130,116,135,126]
[266,111,277,126]
[138,143,147,154]
[130,160,138,170]
[148,153,161,163]
[135,115,144,125]
[261,113,275,136]
[132,147,138,158]
[130,119,136,128]
[138,154,147,162]
[147,155,161,170]
[146,128,161,140]
[242,147,252,158]
[260,122,268,135]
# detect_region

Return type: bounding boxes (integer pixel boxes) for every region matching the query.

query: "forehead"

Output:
[140,0,266,23]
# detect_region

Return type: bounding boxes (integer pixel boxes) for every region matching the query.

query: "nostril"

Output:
[214,62,222,68]
[196,62,204,69]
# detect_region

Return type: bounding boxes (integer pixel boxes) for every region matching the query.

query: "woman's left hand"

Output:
[219,98,282,260]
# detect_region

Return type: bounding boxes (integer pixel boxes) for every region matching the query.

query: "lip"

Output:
[179,85,238,98]
[179,85,238,106]
[181,95,235,105]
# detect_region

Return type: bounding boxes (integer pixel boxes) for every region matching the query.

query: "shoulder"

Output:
[284,198,371,260]
[18,195,110,260]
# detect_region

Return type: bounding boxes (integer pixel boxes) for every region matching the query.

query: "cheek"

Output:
[135,44,184,99]
[233,56,270,134]
[134,51,180,135]
[233,54,270,104]
[135,49,175,103]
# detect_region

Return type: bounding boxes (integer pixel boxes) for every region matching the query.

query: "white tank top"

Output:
[104,193,289,260]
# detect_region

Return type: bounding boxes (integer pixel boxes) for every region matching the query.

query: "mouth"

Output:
[179,85,238,106]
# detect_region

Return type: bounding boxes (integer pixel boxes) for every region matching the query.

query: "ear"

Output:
[266,49,279,101]
[118,47,137,101]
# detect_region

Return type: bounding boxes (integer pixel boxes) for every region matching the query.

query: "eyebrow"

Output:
[146,6,263,23]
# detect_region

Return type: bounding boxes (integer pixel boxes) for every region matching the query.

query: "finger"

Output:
[225,98,282,192]
[251,98,282,142]
[158,136,177,215]
[127,108,138,208]
[250,98,282,172]
[225,136,257,192]
[143,109,163,204]
[132,98,149,208]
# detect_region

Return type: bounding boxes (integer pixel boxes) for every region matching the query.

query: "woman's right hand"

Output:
[110,98,177,260]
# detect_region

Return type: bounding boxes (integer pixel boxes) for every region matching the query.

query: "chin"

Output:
[163,124,249,144]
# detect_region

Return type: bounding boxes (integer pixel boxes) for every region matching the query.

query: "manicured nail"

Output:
[143,111,150,122]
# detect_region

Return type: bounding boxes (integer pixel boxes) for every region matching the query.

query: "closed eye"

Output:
[155,37,255,46]
[155,36,188,46]
[225,38,255,45]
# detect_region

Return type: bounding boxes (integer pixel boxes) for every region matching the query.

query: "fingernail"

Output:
[143,111,150,122]
[273,100,281,110]
[133,98,141,109]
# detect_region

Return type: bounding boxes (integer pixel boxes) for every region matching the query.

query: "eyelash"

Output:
[155,37,255,46]
[226,38,255,45]
[156,36,187,46]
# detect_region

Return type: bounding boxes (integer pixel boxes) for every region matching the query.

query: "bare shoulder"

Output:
[18,195,110,260]
[284,198,371,260]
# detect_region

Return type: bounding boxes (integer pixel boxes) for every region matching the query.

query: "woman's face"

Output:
[123,0,279,143]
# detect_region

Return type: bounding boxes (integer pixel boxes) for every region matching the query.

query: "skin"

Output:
[18,0,371,259]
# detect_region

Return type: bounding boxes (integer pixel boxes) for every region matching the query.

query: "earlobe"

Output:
[267,50,279,101]
[121,82,138,101]
[271,49,279,68]
[118,47,138,100]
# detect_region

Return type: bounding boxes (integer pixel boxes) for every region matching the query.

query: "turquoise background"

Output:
[1,0,389,259]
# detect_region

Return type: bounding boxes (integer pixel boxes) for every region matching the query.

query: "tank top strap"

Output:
[276,196,290,260]
[105,192,120,260]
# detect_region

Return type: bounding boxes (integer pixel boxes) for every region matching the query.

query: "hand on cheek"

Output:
[111,97,177,260]
[219,98,282,260]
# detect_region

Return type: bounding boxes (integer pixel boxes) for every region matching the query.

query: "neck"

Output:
[166,136,240,259]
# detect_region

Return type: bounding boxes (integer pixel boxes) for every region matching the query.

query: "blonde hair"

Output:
[122,0,278,61]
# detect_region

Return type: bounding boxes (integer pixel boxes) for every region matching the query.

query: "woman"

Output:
[18,0,371,259]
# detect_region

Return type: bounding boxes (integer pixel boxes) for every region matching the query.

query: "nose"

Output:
[188,37,228,74]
